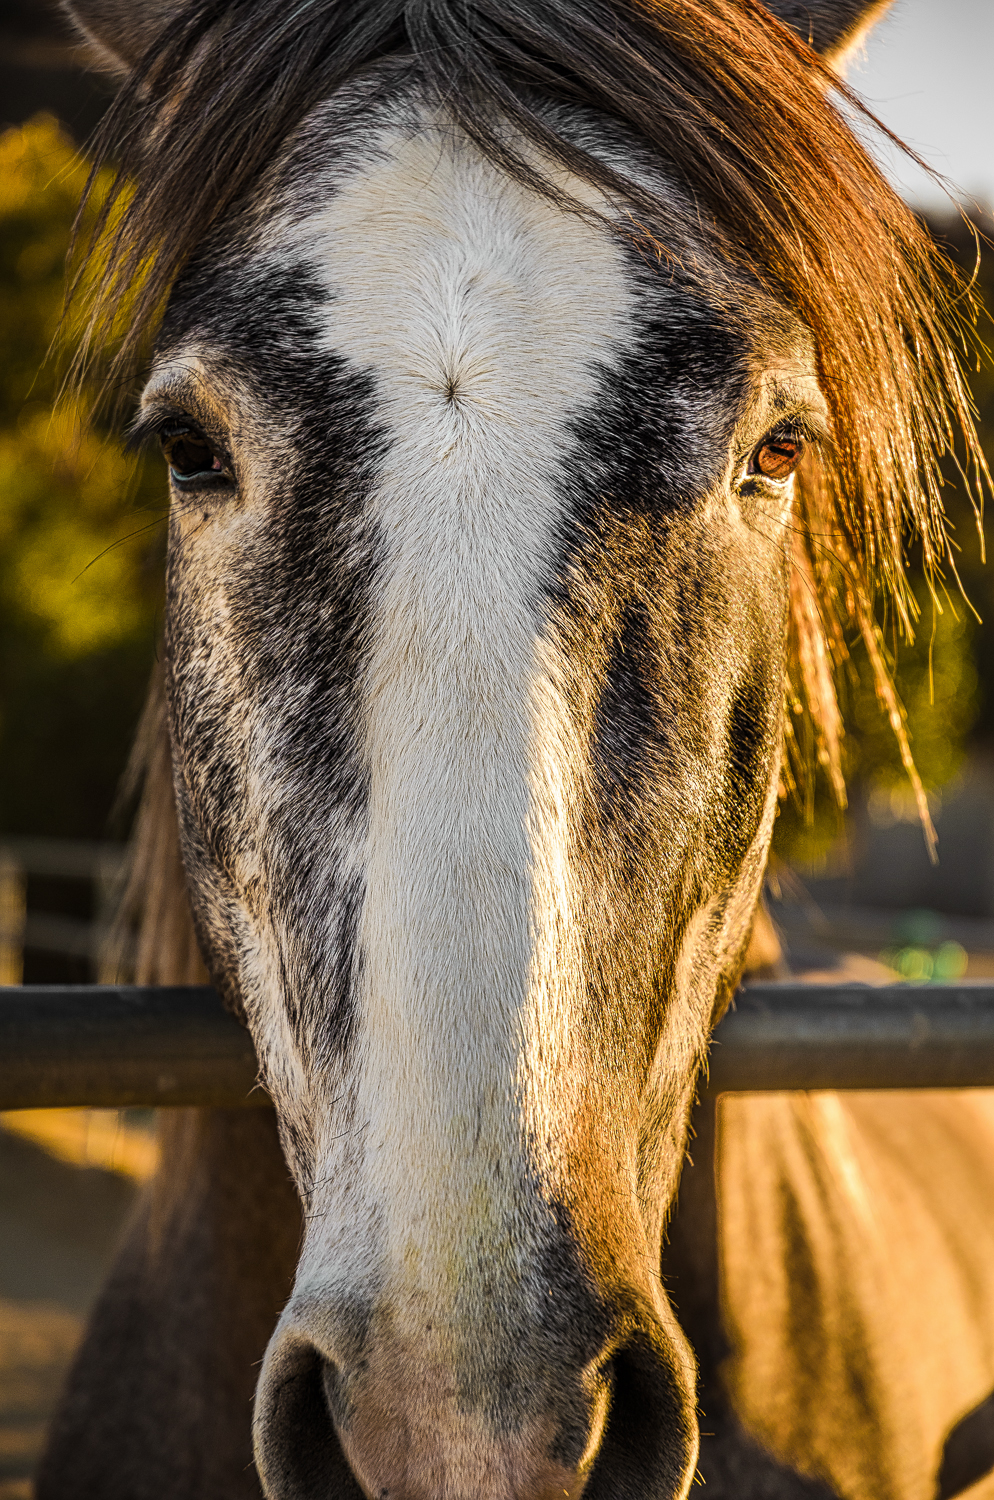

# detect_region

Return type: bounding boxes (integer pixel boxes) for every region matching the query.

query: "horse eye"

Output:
[161,428,227,483]
[751,430,805,481]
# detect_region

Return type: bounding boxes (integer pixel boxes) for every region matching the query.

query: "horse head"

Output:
[63,0,970,1493]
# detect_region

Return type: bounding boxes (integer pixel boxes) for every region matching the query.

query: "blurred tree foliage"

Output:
[0,115,162,839]
[1,113,992,854]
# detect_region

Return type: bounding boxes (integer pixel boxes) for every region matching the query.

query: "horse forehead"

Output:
[274,123,638,409]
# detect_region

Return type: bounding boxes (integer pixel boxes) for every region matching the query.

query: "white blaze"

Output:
[290,118,632,1307]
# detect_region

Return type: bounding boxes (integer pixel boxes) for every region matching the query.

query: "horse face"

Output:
[150,102,818,1499]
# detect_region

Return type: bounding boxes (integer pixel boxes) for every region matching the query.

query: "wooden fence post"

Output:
[0,851,26,985]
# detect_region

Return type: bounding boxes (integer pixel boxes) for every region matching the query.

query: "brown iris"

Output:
[161,428,224,481]
[751,431,804,481]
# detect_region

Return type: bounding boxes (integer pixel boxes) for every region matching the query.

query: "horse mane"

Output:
[103,664,208,986]
[77,0,989,970]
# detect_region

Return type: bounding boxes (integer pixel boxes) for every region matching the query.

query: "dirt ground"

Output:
[0,1115,147,1499]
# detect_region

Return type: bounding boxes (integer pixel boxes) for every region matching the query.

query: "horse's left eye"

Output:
[750,430,805,481]
[161,428,227,484]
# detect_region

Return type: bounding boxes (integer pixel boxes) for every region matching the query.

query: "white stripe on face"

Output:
[287,119,633,1320]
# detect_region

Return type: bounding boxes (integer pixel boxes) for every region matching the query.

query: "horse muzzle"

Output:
[253,1284,698,1500]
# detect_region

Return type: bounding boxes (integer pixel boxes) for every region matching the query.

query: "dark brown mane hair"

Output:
[72,0,989,860]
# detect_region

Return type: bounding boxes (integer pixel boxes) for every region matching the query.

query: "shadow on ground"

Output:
[0,1125,137,1499]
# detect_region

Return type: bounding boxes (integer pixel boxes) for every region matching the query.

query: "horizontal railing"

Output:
[0,986,260,1110]
[4,983,994,1109]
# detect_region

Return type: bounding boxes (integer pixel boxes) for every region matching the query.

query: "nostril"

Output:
[583,1335,698,1499]
[254,1334,364,1500]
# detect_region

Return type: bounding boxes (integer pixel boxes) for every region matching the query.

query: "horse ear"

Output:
[61,0,183,75]
[64,0,891,77]
[761,0,892,64]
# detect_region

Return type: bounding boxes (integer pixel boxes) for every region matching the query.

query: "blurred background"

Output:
[0,0,992,1493]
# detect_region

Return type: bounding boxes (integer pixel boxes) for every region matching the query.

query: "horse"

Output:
[34,0,994,1494]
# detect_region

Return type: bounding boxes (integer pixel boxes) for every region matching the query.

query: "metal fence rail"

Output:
[4,983,994,1109]
[0,986,260,1110]
[708,984,994,1092]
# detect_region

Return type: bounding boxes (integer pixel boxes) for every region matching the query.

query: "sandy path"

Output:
[0,1121,141,1498]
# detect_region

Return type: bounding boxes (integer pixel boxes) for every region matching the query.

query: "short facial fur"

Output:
[137,83,824,1500]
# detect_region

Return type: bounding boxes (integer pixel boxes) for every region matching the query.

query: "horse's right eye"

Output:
[161,428,228,484]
